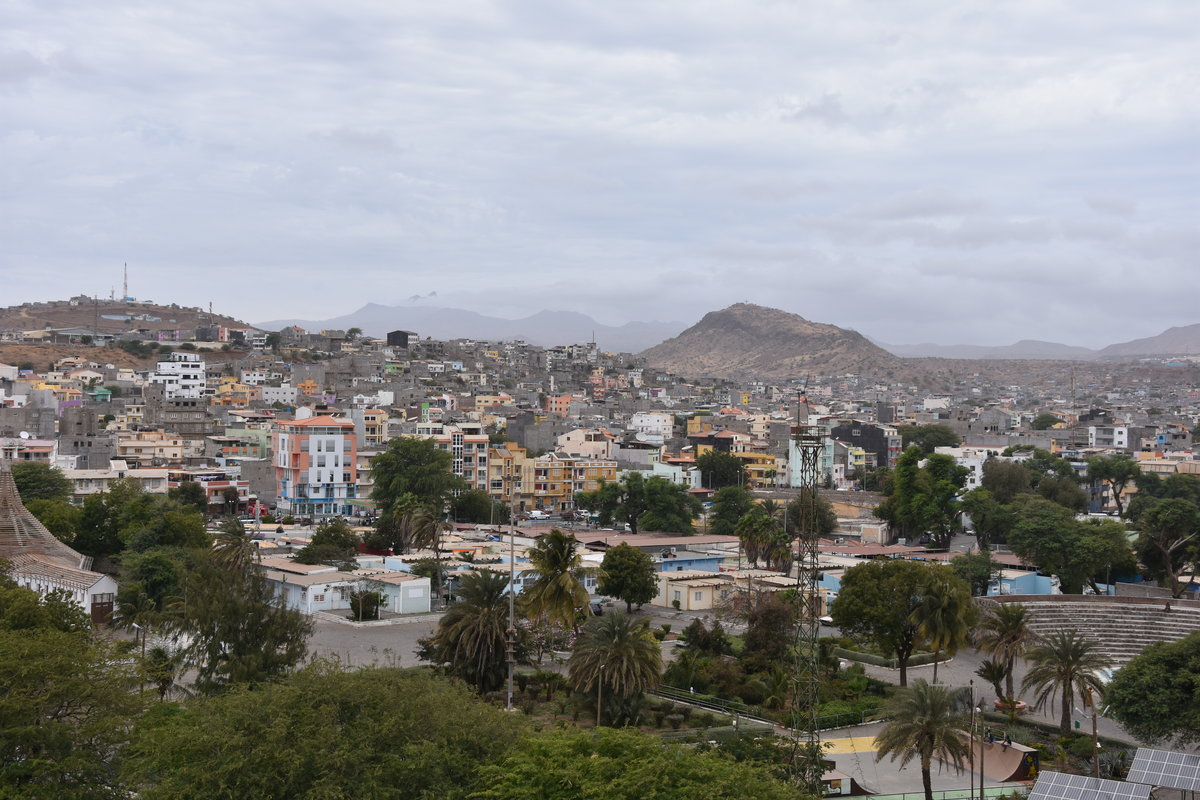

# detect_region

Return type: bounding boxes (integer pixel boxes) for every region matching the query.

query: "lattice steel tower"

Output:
[789,387,826,793]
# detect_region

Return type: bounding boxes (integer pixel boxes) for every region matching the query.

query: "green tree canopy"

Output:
[568,611,662,724]
[24,497,83,544]
[980,459,1030,505]
[1087,453,1141,518]
[958,488,1012,549]
[597,543,657,613]
[832,560,954,686]
[899,424,960,454]
[1030,413,1061,430]
[11,461,72,502]
[785,489,837,537]
[167,481,209,514]
[1106,631,1200,746]
[370,436,465,512]
[123,665,523,800]
[172,552,312,694]
[1021,629,1112,737]
[523,529,595,631]
[1007,496,1133,593]
[695,450,746,489]
[471,727,801,800]
[576,473,701,535]
[452,489,510,524]
[708,486,754,537]
[1135,497,1200,597]
[949,550,1000,597]
[294,517,360,566]
[875,447,969,548]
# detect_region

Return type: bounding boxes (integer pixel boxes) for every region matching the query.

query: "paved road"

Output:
[308,615,441,668]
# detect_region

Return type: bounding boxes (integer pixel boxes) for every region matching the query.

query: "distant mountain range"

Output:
[639,303,897,378]
[256,303,685,353]
[877,325,1200,361]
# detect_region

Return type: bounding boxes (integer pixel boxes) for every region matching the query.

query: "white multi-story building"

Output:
[147,352,206,399]
[411,422,490,494]
[1089,425,1130,450]
[273,415,359,518]
[628,412,675,444]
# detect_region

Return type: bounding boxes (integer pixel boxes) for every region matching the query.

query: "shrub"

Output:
[665,713,685,730]
[694,712,715,728]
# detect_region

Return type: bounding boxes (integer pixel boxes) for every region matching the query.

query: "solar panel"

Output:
[1127,747,1200,792]
[1029,770,1152,800]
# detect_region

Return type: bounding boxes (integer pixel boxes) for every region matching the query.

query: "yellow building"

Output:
[211,380,259,408]
[733,450,784,488]
[361,409,388,448]
[116,429,185,467]
[487,442,528,506]
[517,453,617,513]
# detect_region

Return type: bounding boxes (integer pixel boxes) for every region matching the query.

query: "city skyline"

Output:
[3,1,1196,346]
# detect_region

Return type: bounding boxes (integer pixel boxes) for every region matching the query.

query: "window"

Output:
[673,590,681,602]
[694,591,703,601]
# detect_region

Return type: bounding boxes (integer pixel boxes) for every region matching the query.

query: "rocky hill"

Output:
[639,303,898,379]
[1098,323,1200,359]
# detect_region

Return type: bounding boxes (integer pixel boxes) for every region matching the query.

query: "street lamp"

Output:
[596,664,606,727]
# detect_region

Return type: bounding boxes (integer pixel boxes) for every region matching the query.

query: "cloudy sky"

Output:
[3,1,1196,346]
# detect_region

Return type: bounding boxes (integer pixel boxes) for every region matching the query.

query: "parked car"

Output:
[528,509,550,520]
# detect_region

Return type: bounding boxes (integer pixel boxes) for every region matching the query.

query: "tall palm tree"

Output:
[568,610,662,725]
[874,680,970,800]
[975,659,1008,705]
[1021,629,1112,737]
[426,569,513,692]
[977,602,1035,704]
[910,571,976,683]
[212,517,256,572]
[523,529,596,631]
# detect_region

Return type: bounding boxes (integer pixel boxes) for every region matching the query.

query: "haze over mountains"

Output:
[256,303,686,353]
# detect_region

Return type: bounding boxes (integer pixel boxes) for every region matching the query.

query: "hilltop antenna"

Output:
[788,378,825,793]
[123,263,128,302]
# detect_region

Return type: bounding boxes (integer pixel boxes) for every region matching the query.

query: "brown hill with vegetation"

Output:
[0,298,253,336]
[639,303,898,379]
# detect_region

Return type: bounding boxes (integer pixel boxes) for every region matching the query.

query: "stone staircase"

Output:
[985,596,1200,666]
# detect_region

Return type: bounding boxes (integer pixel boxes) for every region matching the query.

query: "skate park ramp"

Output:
[966,736,1039,782]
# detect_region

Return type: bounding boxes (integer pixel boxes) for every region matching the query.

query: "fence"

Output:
[652,685,882,732]
[870,786,1027,800]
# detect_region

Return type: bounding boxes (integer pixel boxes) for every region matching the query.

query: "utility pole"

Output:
[969,680,976,800]
[788,383,825,794]
[1088,686,1100,779]
[505,490,516,712]
[596,663,606,726]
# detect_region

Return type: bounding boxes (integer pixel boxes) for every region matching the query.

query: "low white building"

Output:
[259,557,431,616]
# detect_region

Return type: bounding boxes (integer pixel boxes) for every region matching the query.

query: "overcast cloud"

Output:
[2,1,1196,346]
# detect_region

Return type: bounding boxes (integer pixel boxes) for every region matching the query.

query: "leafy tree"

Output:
[419,570,517,692]
[568,611,662,724]
[1007,497,1132,593]
[874,680,969,800]
[167,481,209,514]
[0,581,91,634]
[294,518,359,567]
[680,617,732,656]
[785,488,837,537]
[708,486,754,537]
[1031,412,1061,430]
[348,586,386,621]
[24,497,83,544]
[371,437,465,512]
[832,559,940,686]
[1021,629,1112,737]
[741,594,797,672]
[980,459,1030,504]
[949,550,1000,597]
[11,461,72,502]
[976,602,1035,705]
[696,450,746,489]
[958,488,1011,549]
[124,665,523,799]
[452,489,509,524]
[875,448,968,548]
[576,473,700,535]
[899,424,960,454]
[1036,475,1089,512]
[909,569,976,683]
[734,505,779,570]
[1105,631,1200,746]
[264,331,282,352]
[367,494,441,554]
[1022,448,1079,488]
[345,326,363,341]
[0,628,144,798]
[172,553,312,694]
[1135,497,1200,597]
[471,727,800,800]
[597,543,656,613]
[523,529,595,631]
[1087,453,1141,518]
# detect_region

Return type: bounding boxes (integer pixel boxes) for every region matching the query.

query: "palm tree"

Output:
[523,529,596,631]
[212,517,256,572]
[977,602,1035,705]
[975,659,1008,705]
[910,571,976,683]
[426,569,513,692]
[568,610,662,725]
[874,680,970,800]
[1021,629,1112,737]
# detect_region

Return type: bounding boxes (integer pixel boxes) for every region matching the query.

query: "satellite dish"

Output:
[18,431,30,440]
